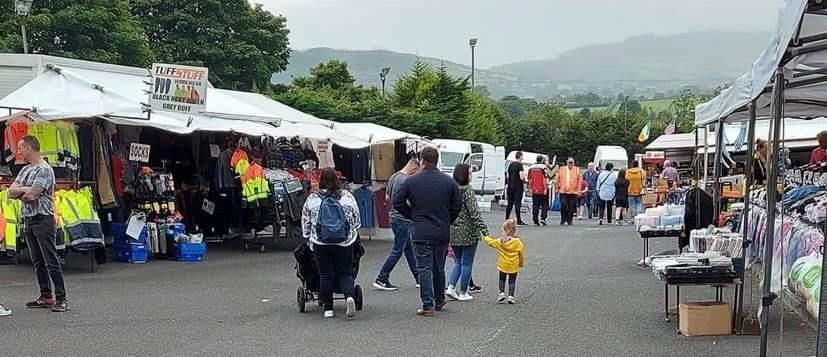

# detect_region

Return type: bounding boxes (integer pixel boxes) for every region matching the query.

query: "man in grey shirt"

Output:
[374,159,420,291]
[8,135,68,312]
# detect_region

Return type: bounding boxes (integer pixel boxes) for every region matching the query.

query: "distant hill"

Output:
[272,31,771,99]
[490,31,769,82]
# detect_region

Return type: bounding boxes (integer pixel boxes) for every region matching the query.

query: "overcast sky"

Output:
[253,0,781,68]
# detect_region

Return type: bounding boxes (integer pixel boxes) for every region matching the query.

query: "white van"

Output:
[433,139,505,197]
[593,145,629,170]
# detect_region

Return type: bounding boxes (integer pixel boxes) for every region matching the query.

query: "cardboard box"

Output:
[679,302,732,336]
[642,193,658,206]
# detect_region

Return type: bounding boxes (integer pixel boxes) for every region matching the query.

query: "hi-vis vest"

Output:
[241,163,270,203]
[28,122,63,166]
[55,187,104,252]
[0,190,21,252]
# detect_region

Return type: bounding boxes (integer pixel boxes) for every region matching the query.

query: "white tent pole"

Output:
[703,125,710,186]
[712,118,725,218]
[737,100,756,334]
[759,67,785,357]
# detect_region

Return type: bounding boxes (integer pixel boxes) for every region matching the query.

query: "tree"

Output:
[499,95,539,118]
[0,0,153,67]
[129,0,290,90]
[463,93,504,145]
[293,60,355,91]
[669,89,711,133]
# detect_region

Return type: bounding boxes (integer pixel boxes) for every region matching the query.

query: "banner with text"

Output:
[150,63,208,114]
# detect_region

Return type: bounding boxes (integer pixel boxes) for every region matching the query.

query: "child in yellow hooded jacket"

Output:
[483,219,525,304]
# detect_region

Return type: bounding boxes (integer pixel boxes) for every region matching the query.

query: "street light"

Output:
[379,67,390,97]
[469,38,478,92]
[15,0,34,54]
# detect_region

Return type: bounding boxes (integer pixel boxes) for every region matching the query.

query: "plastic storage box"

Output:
[115,243,149,263]
[174,241,206,262]
[112,223,147,247]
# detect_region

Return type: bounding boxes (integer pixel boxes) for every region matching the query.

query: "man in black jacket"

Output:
[393,146,462,316]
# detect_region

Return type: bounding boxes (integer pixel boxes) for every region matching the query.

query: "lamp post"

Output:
[469,38,478,92]
[624,95,629,134]
[15,0,33,54]
[379,67,390,97]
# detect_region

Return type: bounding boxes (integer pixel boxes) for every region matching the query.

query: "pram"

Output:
[294,238,365,313]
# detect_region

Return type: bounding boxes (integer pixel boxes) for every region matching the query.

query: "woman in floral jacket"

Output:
[446,163,490,301]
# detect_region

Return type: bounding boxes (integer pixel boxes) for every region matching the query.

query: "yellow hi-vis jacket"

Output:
[0,190,21,252]
[241,163,270,203]
[55,187,104,251]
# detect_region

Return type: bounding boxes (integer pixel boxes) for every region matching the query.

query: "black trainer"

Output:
[51,300,69,313]
[469,285,483,294]
[26,296,54,309]
[373,279,399,291]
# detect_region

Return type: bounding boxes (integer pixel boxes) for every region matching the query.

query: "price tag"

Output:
[129,143,151,163]
[209,144,221,158]
[201,199,216,215]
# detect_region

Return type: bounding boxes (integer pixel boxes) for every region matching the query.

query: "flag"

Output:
[663,118,677,135]
[638,121,651,143]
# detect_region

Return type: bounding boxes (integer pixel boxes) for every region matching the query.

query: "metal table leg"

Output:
[643,237,649,261]
[665,283,670,322]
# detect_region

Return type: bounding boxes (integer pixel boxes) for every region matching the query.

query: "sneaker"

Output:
[415,283,420,288]
[457,293,474,301]
[323,310,335,318]
[0,305,11,316]
[373,280,399,291]
[445,286,459,300]
[614,221,619,226]
[497,292,506,303]
[539,220,547,226]
[578,216,583,220]
[416,308,435,317]
[345,297,356,318]
[507,296,516,304]
[51,300,69,313]
[516,221,528,227]
[598,220,603,225]
[469,285,483,294]
[435,301,447,311]
[26,296,54,309]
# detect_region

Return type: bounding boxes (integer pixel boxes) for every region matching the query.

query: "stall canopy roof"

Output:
[696,0,827,125]
[0,62,370,148]
[333,122,429,144]
[647,117,825,152]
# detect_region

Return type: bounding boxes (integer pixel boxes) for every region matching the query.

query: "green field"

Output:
[566,98,674,114]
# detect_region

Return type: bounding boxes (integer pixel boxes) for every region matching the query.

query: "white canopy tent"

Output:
[693,0,827,350]
[332,122,432,145]
[0,63,369,148]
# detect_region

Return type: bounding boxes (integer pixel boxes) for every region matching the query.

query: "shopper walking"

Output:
[582,162,599,219]
[526,155,550,226]
[301,167,362,319]
[446,163,490,302]
[393,146,462,317]
[577,176,588,220]
[482,219,525,304]
[596,163,618,225]
[614,168,630,225]
[556,157,581,225]
[505,151,527,226]
[626,161,646,219]
[8,136,67,312]
[374,159,421,291]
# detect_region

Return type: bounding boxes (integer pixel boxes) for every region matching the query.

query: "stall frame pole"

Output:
[712,118,725,219]
[736,100,756,334]
[759,68,785,357]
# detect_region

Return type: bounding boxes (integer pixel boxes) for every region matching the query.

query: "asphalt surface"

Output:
[0,212,817,356]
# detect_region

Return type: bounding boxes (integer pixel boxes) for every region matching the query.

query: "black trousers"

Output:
[531,193,549,224]
[314,244,355,311]
[559,194,578,224]
[598,199,614,223]
[25,215,66,301]
[505,187,524,223]
[498,271,518,296]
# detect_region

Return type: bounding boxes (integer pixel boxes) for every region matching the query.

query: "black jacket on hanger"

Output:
[683,187,715,249]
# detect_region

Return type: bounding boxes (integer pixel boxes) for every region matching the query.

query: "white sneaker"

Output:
[0,305,10,316]
[507,296,516,304]
[345,297,356,318]
[614,221,619,226]
[323,310,334,318]
[497,293,506,303]
[445,286,459,301]
[457,292,474,301]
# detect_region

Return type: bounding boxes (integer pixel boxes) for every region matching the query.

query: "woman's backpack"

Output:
[316,193,350,244]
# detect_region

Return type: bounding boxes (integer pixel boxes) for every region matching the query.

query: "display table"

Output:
[662,279,742,332]
[639,230,682,260]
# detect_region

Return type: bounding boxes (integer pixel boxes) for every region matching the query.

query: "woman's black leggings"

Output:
[498,271,518,296]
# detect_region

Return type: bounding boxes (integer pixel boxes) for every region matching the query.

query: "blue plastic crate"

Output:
[175,241,206,262]
[115,244,148,263]
[112,223,147,247]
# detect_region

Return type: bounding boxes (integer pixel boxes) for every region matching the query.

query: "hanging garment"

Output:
[77,123,95,181]
[231,148,250,176]
[352,148,370,184]
[56,187,105,252]
[0,190,21,252]
[241,163,270,204]
[316,139,336,169]
[683,187,714,249]
[94,126,117,207]
[373,187,391,228]
[371,143,396,181]
[3,119,30,165]
[27,122,63,167]
[353,186,375,228]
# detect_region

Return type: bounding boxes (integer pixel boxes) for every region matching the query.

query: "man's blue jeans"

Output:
[628,195,643,219]
[447,243,477,293]
[377,219,418,283]
[413,241,448,310]
[586,191,597,219]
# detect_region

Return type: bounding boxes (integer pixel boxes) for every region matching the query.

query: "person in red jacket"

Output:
[811,130,827,165]
[526,155,550,226]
